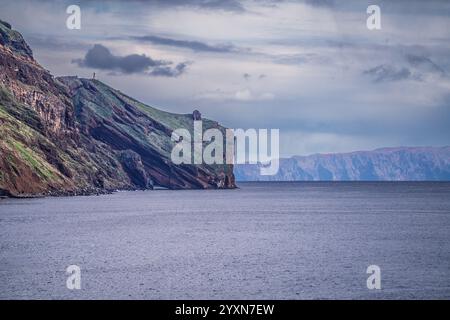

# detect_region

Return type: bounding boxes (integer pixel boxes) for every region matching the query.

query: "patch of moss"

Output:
[10,140,56,180]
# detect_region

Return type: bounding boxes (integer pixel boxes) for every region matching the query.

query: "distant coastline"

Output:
[235,146,450,182]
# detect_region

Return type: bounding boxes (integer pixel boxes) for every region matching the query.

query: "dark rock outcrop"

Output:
[192,110,201,120]
[119,150,152,189]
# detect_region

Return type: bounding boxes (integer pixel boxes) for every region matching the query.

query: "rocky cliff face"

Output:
[0,20,235,197]
[235,147,450,181]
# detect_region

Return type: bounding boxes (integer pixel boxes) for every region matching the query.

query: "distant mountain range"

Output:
[234,147,450,181]
[0,20,235,197]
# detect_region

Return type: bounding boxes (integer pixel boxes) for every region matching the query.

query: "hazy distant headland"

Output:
[235,146,450,181]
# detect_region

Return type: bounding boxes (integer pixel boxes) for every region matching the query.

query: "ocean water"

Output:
[0,182,449,300]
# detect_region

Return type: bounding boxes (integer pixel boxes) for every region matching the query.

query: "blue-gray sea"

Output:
[0,182,449,299]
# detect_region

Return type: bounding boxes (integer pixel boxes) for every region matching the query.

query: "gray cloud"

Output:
[405,54,446,76]
[364,53,447,83]
[193,0,245,12]
[254,0,335,9]
[242,73,267,80]
[363,65,413,82]
[71,0,246,12]
[149,62,190,77]
[26,35,91,52]
[132,35,241,53]
[304,0,335,7]
[149,0,245,12]
[272,52,330,66]
[73,44,188,77]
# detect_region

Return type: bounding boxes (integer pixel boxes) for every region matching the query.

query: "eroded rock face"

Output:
[0,21,235,197]
[120,150,153,189]
[0,21,76,140]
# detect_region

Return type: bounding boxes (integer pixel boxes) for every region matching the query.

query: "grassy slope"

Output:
[71,79,231,176]
[114,82,233,178]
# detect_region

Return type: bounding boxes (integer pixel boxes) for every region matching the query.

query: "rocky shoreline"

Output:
[1,186,143,199]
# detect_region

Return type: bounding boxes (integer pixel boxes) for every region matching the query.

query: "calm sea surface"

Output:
[1,182,449,299]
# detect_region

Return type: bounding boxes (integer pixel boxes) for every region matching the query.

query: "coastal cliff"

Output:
[0,20,235,197]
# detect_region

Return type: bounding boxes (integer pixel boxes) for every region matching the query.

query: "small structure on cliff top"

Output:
[192,110,201,120]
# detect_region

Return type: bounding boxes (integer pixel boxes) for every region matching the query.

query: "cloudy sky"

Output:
[2,0,450,156]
